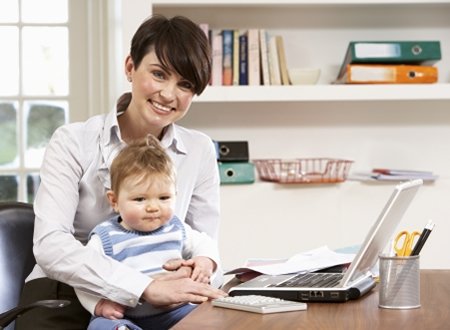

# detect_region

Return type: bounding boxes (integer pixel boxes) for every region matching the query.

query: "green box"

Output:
[218,162,255,184]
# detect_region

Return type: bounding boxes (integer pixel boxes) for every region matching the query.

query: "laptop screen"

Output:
[342,179,423,285]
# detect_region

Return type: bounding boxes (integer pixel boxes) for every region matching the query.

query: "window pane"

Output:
[24,101,67,167]
[0,175,18,202]
[0,27,19,96]
[22,27,68,96]
[21,0,68,23]
[0,0,18,22]
[0,102,18,168]
[27,173,40,203]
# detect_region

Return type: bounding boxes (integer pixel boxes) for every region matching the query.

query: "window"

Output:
[0,0,69,202]
[0,0,107,202]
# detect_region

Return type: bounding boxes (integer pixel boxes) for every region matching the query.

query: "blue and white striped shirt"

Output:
[92,215,187,276]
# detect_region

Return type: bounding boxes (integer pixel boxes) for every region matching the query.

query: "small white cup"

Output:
[288,68,321,85]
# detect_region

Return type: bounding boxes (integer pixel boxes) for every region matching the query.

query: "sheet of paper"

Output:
[225,246,355,276]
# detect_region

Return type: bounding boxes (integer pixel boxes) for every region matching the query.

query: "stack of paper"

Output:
[350,168,438,182]
[225,246,355,276]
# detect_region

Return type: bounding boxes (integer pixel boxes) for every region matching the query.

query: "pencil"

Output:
[411,220,435,256]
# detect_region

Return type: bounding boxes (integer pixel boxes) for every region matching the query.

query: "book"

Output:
[335,64,438,84]
[247,29,261,86]
[239,33,248,85]
[198,23,209,40]
[222,29,234,86]
[337,40,441,80]
[259,29,271,85]
[198,23,211,84]
[211,31,223,86]
[276,35,290,85]
[232,30,240,85]
[268,35,281,85]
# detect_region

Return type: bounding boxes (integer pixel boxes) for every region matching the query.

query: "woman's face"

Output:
[125,51,195,134]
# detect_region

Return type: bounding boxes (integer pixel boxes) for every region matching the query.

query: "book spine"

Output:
[276,35,290,85]
[247,28,260,86]
[268,35,281,85]
[198,23,209,40]
[340,64,438,84]
[350,41,441,64]
[222,29,234,86]
[232,30,240,86]
[211,31,223,86]
[259,29,271,85]
[239,33,248,85]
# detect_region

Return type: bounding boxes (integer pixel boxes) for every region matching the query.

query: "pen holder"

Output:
[378,254,420,309]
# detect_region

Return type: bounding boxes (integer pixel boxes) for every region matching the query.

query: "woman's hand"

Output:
[142,277,227,307]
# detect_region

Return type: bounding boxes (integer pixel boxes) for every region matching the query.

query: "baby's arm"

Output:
[94,299,126,320]
[75,287,125,320]
[182,220,221,284]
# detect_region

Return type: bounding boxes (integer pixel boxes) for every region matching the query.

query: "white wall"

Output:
[179,100,450,270]
[115,2,450,271]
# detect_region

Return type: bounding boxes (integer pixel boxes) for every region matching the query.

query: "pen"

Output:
[410,220,435,256]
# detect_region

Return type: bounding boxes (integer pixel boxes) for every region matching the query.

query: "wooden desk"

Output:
[173,270,449,329]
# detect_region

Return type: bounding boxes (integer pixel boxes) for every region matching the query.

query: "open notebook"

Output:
[229,179,423,302]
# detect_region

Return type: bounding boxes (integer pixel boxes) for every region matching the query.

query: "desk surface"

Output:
[173,270,449,329]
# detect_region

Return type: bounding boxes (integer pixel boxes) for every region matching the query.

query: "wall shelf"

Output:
[148,0,450,270]
[153,0,450,6]
[195,84,450,102]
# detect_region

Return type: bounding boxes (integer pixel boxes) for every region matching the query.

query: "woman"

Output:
[17,15,225,329]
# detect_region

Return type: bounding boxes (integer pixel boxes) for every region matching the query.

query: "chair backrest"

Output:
[0,202,35,326]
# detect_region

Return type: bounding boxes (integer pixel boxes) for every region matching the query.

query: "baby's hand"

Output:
[188,256,216,283]
[161,258,193,279]
[94,298,126,320]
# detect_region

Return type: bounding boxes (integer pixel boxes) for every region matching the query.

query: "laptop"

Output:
[229,179,423,302]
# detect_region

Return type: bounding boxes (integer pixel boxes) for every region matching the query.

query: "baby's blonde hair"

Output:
[110,135,175,194]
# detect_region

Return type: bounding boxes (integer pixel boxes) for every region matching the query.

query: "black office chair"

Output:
[0,202,69,330]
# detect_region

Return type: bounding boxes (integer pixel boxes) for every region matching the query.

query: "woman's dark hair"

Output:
[130,15,211,95]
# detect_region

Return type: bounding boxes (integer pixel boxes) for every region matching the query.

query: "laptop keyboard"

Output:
[274,272,344,288]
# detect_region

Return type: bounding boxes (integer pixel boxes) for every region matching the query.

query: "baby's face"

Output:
[113,174,176,232]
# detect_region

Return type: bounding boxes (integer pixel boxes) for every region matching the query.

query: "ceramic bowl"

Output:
[288,68,321,85]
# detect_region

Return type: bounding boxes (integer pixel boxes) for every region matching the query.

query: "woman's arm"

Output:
[34,124,225,307]
[74,235,108,315]
[33,125,152,307]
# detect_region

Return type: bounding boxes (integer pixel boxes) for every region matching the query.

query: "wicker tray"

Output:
[253,158,353,184]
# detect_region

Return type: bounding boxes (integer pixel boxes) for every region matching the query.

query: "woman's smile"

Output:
[149,99,173,113]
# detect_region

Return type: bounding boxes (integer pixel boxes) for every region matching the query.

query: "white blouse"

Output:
[27,104,221,307]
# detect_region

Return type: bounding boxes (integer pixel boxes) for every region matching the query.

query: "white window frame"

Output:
[0,0,111,202]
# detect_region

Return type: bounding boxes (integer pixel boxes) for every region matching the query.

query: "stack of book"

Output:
[200,24,290,86]
[213,141,255,184]
[334,40,441,84]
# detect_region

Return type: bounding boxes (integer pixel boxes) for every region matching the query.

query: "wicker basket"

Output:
[253,158,353,184]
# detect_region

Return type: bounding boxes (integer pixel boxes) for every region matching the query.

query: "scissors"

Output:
[394,230,421,256]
